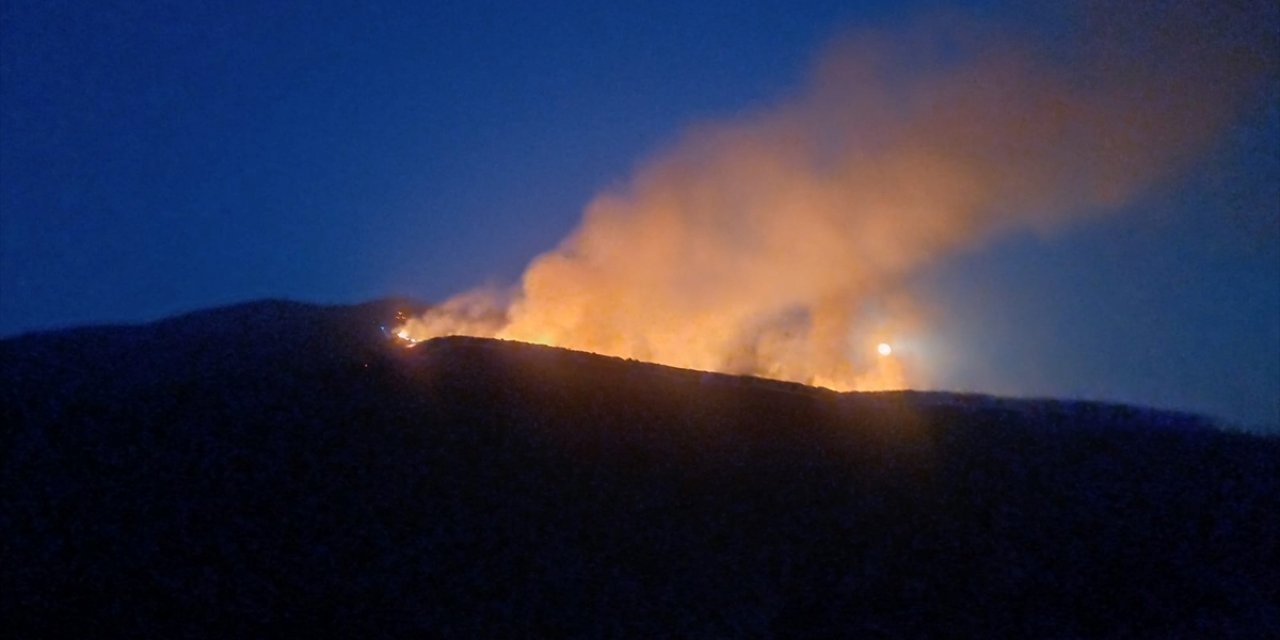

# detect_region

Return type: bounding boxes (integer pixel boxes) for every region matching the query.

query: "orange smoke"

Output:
[398,3,1270,391]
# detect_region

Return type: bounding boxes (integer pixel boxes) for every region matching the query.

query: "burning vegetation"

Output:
[396,2,1271,392]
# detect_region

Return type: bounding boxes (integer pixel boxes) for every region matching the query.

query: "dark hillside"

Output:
[2,300,1277,638]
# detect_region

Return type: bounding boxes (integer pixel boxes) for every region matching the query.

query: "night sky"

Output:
[2,1,1276,430]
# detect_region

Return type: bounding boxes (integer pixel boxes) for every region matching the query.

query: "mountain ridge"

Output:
[2,299,1276,638]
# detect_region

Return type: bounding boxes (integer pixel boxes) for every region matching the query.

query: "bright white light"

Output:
[877,342,892,356]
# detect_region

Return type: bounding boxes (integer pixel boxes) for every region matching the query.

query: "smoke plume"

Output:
[399,1,1272,390]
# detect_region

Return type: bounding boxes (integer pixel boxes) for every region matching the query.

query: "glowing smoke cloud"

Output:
[399,2,1272,391]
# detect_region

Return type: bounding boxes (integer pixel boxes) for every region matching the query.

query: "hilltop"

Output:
[2,299,1276,638]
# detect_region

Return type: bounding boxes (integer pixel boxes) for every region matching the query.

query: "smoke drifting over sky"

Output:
[399,1,1272,391]
[1,0,1273,424]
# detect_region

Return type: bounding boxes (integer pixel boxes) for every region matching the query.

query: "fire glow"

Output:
[395,8,1263,392]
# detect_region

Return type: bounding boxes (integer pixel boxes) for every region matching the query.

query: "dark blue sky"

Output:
[2,1,1276,429]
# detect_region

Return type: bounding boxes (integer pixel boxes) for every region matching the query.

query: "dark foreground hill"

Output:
[2,300,1277,638]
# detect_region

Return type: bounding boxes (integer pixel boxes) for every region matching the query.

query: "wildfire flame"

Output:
[395,4,1267,392]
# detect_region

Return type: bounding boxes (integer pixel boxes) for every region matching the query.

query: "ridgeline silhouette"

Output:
[2,299,1276,638]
